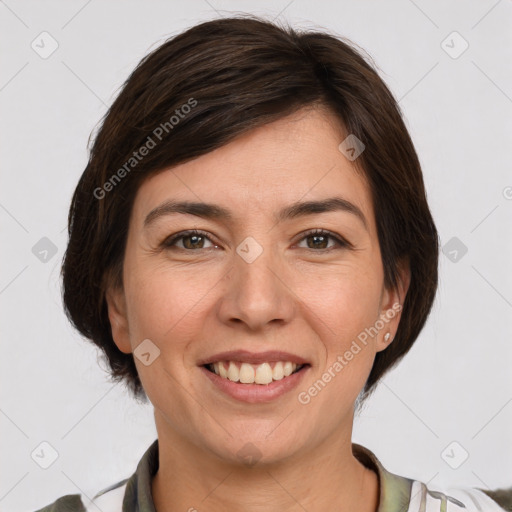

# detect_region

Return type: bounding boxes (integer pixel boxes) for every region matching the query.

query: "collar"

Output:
[119,439,414,512]
[352,442,414,512]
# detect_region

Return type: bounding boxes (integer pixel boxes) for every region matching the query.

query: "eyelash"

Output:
[162,228,350,252]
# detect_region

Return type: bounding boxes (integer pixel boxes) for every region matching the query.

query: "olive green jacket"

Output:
[34,439,512,511]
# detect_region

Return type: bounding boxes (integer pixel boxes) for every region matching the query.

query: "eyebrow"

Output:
[143,196,368,231]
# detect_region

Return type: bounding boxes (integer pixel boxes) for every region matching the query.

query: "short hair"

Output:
[61,15,439,404]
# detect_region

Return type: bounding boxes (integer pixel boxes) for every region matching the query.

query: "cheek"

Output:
[123,259,219,350]
[122,262,216,407]
[297,261,382,399]
[301,273,380,412]
[297,261,382,335]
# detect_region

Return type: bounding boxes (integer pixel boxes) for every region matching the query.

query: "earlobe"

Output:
[377,258,410,352]
[105,286,132,354]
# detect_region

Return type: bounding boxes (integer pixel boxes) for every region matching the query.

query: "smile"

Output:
[205,361,304,385]
[200,362,310,403]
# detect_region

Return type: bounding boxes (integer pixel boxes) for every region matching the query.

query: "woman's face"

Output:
[107,106,408,465]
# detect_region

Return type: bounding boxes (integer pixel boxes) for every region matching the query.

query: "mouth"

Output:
[203,360,309,385]
[200,362,310,403]
[197,349,311,402]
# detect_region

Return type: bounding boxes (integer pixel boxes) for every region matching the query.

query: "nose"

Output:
[217,242,295,331]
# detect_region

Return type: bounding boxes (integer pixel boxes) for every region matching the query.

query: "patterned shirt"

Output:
[35,439,511,511]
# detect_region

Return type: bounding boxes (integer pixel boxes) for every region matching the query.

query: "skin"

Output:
[106,105,410,512]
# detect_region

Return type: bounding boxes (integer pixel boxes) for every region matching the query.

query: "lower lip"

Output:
[200,365,310,403]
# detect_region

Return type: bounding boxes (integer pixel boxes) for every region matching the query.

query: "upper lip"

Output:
[198,350,310,366]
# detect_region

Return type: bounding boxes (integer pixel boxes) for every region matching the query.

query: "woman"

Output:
[36,15,511,512]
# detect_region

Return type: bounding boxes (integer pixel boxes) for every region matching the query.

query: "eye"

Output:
[296,229,349,251]
[162,229,218,250]
[162,228,350,252]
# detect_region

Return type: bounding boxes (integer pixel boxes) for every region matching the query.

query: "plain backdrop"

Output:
[1,1,511,510]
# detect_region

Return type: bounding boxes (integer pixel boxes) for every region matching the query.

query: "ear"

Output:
[375,257,410,353]
[105,284,132,354]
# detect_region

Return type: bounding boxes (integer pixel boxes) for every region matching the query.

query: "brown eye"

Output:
[297,229,348,251]
[163,230,216,250]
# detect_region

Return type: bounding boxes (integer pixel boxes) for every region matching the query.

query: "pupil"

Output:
[309,235,327,249]
[185,235,203,249]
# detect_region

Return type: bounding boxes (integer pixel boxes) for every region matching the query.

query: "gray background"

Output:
[1,1,511,510]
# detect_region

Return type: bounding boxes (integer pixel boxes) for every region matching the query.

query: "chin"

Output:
[202,424,307,468]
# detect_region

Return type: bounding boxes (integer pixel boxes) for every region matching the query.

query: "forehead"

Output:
[131,107,375,232]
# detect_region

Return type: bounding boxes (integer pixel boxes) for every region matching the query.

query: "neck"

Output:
[151,412,379,512]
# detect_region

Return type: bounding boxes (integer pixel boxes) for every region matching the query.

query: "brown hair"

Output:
[61,15,439,404]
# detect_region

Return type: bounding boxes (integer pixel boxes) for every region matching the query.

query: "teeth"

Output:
[227,361,240,382]
[272,362,284,381]
[283,361,293,377]
[210,361,301,384]
[255,362,273,384]
[218,362,228,378]
[239,363,255,383]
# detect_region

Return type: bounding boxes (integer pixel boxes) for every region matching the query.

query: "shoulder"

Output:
[33,439,158,512]
[352,442,511,512]
[33,494,86,512]
[481,487,512,512]
[33,480,128,512]
[407,480,512,511]
[33,479,512,512]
